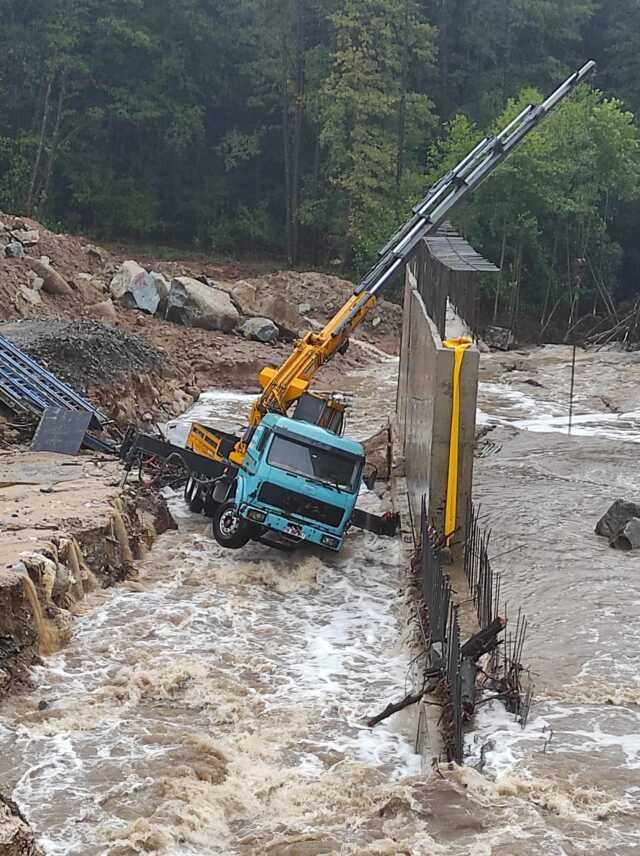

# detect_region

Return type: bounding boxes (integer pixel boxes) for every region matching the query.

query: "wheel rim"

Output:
[219,508,241,537]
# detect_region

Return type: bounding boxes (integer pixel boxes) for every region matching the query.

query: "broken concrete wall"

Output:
[396,266,479,554]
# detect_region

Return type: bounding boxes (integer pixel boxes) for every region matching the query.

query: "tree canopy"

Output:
[1,0,640,333]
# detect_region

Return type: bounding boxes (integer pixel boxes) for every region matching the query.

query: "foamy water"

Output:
[3,350,640,853]
[1,510,423,854]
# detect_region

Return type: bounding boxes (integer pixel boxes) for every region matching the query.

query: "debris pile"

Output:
[0,320,165,394]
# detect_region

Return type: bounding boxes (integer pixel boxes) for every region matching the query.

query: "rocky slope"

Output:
[0,211,402,442]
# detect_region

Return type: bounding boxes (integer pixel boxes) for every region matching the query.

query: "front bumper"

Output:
[240,506,344,551]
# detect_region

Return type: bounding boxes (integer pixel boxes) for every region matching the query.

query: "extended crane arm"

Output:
[228,60,596,463]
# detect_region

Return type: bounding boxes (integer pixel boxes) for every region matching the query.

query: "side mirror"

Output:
[363,462,378,491]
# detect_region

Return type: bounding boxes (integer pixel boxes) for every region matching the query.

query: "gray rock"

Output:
[5,241,24,259]
[484,326,514,351]
[110,260,162,314]
[10,228,39,247]
[149,271,170,303]
[197,275,218,289]
[217,279,301,336]
[28,273,44,292]
[0,791,45,856]
[298,303,312,315]
[371,316,382,328]
[17,285,41,305]
[595,499,640,541]
[614,518,640,551]
[239,317,279,344]
[85,244,108,265]
[166,276,239,332]
[596,499,640,550]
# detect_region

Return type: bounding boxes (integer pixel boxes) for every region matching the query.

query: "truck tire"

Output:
[212,501,252,549]
[184,476,205,514]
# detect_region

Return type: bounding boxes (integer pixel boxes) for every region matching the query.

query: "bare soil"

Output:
[0,211,401,440]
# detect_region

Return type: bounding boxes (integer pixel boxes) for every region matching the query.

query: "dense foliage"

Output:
[2,1,640,333]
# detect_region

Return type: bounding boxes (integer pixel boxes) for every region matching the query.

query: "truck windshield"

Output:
[267,435,362,493]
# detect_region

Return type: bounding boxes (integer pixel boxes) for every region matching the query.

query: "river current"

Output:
[1,343,640,854]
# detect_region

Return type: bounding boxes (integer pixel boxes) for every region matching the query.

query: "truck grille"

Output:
[258,483,344,529]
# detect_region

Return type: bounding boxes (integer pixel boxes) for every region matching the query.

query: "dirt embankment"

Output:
[0,211,401,438]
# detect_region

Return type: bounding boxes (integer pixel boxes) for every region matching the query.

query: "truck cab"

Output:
[213,413,365,551]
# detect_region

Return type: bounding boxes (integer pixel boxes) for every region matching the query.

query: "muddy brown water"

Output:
[1,343,640,854]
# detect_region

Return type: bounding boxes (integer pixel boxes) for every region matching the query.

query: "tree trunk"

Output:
[38,71,67,215]
[395,0,410,191]
[281,29,293,265]
[311,125,321,264]
[291,0,305,265]
[26,76,53,215]
[493,218,508,323]
[439,0,450,117]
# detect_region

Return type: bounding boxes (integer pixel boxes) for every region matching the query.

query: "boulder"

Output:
[166,276,239,332]
[85,244,108,265]
[5,241,24,259]
[485,326,514,351]
[219,279,303,336]
[71,274,103,304]
[25,258,72,296]
[614,518,640,551]
[88,298,118,322]
[27,273,44,292]
[149,271,170,304]
[10,229,39,247]
[17,285,41,305]
[110,261,163,315]
[0,792,44,856]
[239,317,279,344]
[596,499,640,550]
[298,302,312,315]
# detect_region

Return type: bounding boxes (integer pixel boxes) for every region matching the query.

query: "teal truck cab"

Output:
[212,413,365,551]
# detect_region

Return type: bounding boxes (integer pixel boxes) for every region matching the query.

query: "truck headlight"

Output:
[247,508,267,523]
[321,535,340,549]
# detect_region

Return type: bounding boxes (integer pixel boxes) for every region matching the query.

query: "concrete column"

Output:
[397,269,479,556]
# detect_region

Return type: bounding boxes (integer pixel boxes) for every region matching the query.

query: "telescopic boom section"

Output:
[231,60,596,464]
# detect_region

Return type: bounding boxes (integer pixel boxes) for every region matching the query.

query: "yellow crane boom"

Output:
[188,61,596,469]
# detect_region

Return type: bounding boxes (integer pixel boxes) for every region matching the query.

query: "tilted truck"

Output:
[122,61,595,553]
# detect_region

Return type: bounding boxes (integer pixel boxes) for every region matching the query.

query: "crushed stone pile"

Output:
[0,319,165,394]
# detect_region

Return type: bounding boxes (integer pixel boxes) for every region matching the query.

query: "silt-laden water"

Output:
[1,344,640,854]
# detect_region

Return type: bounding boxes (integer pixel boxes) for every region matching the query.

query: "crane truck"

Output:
[122,61,595,553]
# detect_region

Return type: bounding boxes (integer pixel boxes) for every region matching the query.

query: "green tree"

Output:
[320,0,437,269]
[427,85,640,337]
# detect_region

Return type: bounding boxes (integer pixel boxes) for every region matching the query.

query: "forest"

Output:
[2,0,640,337]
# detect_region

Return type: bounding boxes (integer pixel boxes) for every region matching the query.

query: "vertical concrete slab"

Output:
[396,267,479,556]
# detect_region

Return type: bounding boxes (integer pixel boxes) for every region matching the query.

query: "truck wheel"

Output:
[212,502,252,549]
[184,476,204,513]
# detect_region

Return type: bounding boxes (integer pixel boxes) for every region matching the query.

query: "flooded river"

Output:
[2,344,640,854]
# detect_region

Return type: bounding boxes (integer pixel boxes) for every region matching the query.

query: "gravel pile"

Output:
[0,319,165,393]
